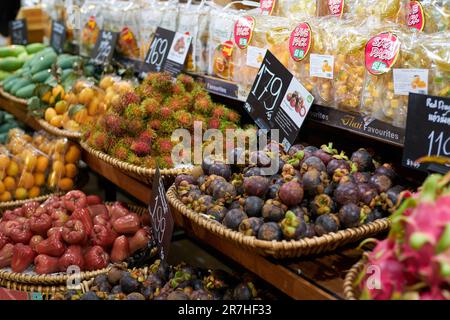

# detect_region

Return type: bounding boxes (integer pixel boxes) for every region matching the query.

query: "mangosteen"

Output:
[338,203,361,228]
[93,274,109,287]
[239,217,264,236]
[314,214,340,236]
[211,181,236,203]
[228,200,243,210]
[243,166,263,177]
[310,194,335,216]
[207,205,228,222]
[278,180,304,206]
[302,168,328,196]
[375,163,397,181]
[324,183,335,196]
[175,174,196,187]
[191,289,211,300]
[313,149,333,165]
[244,196,264,217]
[120,274,140,294]
[304,145,319,153]
[269,174,283,185]
[304,224,316,238]
[280,211,307,240]
[191,195,214,213]
[257,222,282,241]
[334,181,359,205]
[111,285,122,294]
[327,159,351,176]
[288,144,305,156]
[289,205,310,221]
[127,292,145,300]
[80,291,101,300]
[364,208,384,223]
[141,286,155,299]
[201,155,215,174]
[261,199,287,222]
[267,183,281,199]
[369,174,393,193]
[227,147,246,168]
[301,156,326,173]
[204,175,227,195]
[352,172,371,184]
[233,282,256,300]
[180,188,202,205]
[386,185,405,206]
[357,183,379,206]
[351,148,373,172]
[209,163,232,180]
[98,281,112,293]
[249,150,272,168]
[243,176,270,197]
[222,209,248,230]
[167,290,190,300]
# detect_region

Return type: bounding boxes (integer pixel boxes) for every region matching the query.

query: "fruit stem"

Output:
[436,223,450,254]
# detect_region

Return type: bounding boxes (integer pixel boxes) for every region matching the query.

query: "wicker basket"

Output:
[0,192,62,211]
[0,279,67,297]
[80,140,191,184]
[343,254,368,300]
[167,185,391,259]
[38,119,82,140]
[0,87,27,106]
[0,203,150,288]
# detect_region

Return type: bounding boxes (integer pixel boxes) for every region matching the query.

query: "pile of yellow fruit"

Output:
[0,129,81,202]
[43,76,133,132]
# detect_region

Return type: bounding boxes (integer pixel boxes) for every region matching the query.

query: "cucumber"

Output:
[16,83,36,98]
[57,55,81,69]
[0,70,12,81]
[0,57,25,72]
[30,51,57,74]
[25,43,46,54]
[31,69,52,83]
[10,78,32,95]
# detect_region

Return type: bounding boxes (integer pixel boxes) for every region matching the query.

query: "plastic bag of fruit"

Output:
[272,0,319,19]
[79,0,104,57]
[231,15,291,98]
[288,16,335,107]
[360,23,431,128]
[177,0,210,74]
[404,0,449,33]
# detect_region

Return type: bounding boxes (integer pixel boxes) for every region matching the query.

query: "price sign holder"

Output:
[91,30,118,65]
[9,19,27,45]
[50,20,66,54]
[244,50,314,150]
[141,27,192,77]
[148,165,174,261]
[402,93,450,173]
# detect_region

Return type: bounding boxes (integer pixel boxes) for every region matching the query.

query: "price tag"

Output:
[141,27,192,77]
[402,93,450,173]
[244,50,314,150]
[148,165,174,261]
[9,19,27,45]
[50,20,66,54]
[91,30,118,65]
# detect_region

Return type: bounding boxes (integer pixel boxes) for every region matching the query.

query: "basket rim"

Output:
[166,185,391,255]
[37,119,82,139]
[80,140,191,177]
[0,192,62,209]
[0,87,27,105]
[343,254,369,300]
[0,202,149,285]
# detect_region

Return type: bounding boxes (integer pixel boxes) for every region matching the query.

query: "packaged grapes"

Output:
[232,15,291,97]
[79,0,104,57]
[288,17,335,106]
[405,0,450,33]
[361,25,431,127]
[177,1,210,73]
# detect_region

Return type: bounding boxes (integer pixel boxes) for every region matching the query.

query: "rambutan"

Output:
[139,129,155,144]
[149,119,162,130]
[124,103,146,120]
[174,110,193,128]
[220,121,238,131]
[143,156,157,168]
[150,72,173,94]
[212,105,227,119]
[120,90,141,107]
[159,106,173,119]
[111,144,130,161]
[159,120,177,135]
[193,96,212,114]
[125,118,145,137]
[104,113,125,136]
[164,95,190,112]
[176,74,195,92]
[91,131,109,151]
[158,155,174,168]
[142,98,160,116]
[172,83,186,95]
[127,153,144,166]
[208,118,221,129]
[130,140,151,157]
[227,110,240,122]
[155,138,174,154]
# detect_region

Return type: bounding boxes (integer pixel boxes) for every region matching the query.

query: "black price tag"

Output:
[148,165,174,261]
[50,20,66,54]
[91,30,118,64]
[402,93,450,173]
[244,50,314,150]
[9,19,27,45]
[141,27,192,77]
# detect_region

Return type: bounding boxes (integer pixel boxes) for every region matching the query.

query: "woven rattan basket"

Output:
[0,203,149,288]
[167,185,391,259]
[0,279,67,296]
[80,141,191,184]
[0,87,27,106]
[37,119,82,140]
[0,192,62,211]
[343,254,368,300]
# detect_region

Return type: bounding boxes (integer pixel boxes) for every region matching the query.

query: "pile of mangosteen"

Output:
[175,142,405,241]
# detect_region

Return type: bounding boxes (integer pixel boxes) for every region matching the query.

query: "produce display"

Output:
[356,166,450,300]
[175,142,405,241]
[0,190,153,274]
[53,261,259,300]
[0,111,24,143]
[84,72,242,168]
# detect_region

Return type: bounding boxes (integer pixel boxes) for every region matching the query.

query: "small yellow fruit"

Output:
[65,163,77,178]
[65,145,81,163]
[24,154,37,171]
[36,156,49,173]
[0,181,5,194]
[18,171,34,189]
[15,187,28,200]
[6,161,19,177]
[45,108,57,122]
[52,160,66,176]
[0,191,12,202]
[47,171,59,189]
[55,100,68,114]
[28,186,40,198]
[50,115,63,128]
[34,172,45,186]
[41,90,52,103]
[78,87,94,105]
[99,76,114,90]
[64,119,80,131]
[88,97,99,116]
[0,154,10,170]
[58,178,74,191]
[52,85,65,99]
[49,95,56,106]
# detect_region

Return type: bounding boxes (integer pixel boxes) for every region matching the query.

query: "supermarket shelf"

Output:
[0,91,359,300]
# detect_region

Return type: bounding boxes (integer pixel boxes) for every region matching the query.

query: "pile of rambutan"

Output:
[84,72,243,168]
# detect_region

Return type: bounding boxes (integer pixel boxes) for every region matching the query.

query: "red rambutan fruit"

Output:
[208,118,221,129]
[130,140,151,157]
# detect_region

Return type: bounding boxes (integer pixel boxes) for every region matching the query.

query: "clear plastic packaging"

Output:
[273,0,319,19]
[405,0,450,33]
[79,0,104,57]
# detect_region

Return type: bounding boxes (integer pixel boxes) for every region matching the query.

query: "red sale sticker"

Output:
[289,22,312,62]
[234,16,255,50]
[365,32,400,75]
[407,1,425,32]
[328,0,344,17]
[221,40,234,58]
[260,0,276,15]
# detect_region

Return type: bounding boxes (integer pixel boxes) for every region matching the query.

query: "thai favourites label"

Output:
[289,22,312,62]
[365,32,401,75]
[233,16,255,50]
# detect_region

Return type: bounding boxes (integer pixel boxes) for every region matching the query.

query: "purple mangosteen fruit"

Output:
[239,217,264,236]
[334,181,359,205]
[278,181,304,206]
[351,172,371,184]
[206,205,228,222]
[249,150,272,168]
[357,183,379,206]
[243,176,270,197]
[304,224,316,238]
[301,156,326,173]
[350,148,373,172]
[310,194,335,216]
[280,211,307,240]
[244,196,264,217]
[386,185,405,206]
[327,158,351,176]
[288,144,305,156]
[267,183,281,199]
[375,163,397,181]
[222,209,248,231]
[369,174,393,193]
[257,222,283,241]
[261,199,287,222]
[302,168,328,196]
[338,203,361,228]
[211,181,237,203]
[314,214,340,236]
[208,163,232,180]
[175,174,196,187]
[364,208,384,224]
